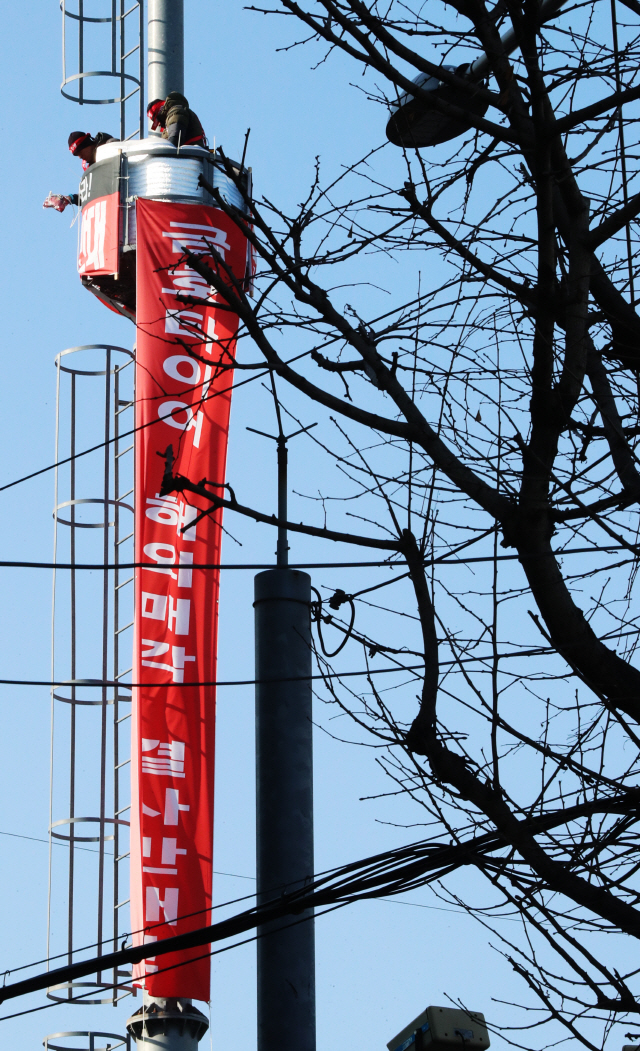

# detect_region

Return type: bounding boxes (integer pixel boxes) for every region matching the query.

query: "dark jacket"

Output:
[93,131,117,150]
[159,93,205,145]
[83,132,117,169]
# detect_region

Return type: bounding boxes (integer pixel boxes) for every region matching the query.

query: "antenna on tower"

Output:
[247,374,317,565]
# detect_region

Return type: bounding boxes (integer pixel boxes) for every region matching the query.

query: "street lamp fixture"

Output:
[385,0,568,148]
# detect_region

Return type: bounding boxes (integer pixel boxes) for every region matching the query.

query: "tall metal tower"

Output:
[49,8,282,1051]
[124,8,213,1045]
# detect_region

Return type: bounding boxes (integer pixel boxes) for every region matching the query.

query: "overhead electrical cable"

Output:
[0,356,277,496]
[0,545,632,573]
[0,909,348,1024]
[0,890,520,1025]
[0,646,568,689]
[0,885,260,980]
[0,788,635,1006]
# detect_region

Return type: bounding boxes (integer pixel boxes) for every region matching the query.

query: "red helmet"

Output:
[147,99,165,131]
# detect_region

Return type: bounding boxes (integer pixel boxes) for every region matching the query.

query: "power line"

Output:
[0,829,254,881]
[0,360,273,497]
[0,912,341,1024]
[2,888,262,982]
[0,545,632,573]
[0,647,562,689]
[0,560,403,571]
[0,894,517,1023]
[0,791,628,1006]
[0,829,104,856]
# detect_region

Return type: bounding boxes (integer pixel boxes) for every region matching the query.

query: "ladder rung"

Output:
[115,758,131,770]
[116,444,134,459]
[116,576,134,591]
[116,621,134,636]
[116,532,134,546]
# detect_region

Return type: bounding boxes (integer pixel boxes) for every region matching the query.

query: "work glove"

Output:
[43,193,73,213]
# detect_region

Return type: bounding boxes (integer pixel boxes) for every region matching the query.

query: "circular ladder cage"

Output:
[61,1,144,142]
[48,345,135,1006]
[44,1032,131,1051]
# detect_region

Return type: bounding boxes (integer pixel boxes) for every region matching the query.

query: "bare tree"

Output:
[158,0,640,1045]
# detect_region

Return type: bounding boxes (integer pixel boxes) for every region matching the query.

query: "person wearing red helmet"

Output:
[43,130,117,214]
[147,93,207,148]
[68,130,117,170]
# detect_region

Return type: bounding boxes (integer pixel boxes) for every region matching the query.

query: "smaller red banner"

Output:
[78,192,119,276]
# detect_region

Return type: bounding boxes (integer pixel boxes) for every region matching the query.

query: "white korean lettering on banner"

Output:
[164,787,190,825]
[142,933,158,973]
[141,739,186,778]
[132,198,246,999]
[163,355,201,385]
[143,544,193,585]
[157,400,204,448]
[142,832,187,876]
[165,308,204,338]
[161,264,214,299]
[141,639,195,682]
[146,886,179,926]
[80,199,106,271]
[141,591,191,635]
[162,221,231,258]
[145,496,198,540]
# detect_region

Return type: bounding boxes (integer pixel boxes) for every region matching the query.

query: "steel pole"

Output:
[254,568,316,1051]
[137,12,196,1049]
[147,0,184,105]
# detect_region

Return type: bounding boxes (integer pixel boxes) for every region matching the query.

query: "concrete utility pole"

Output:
[254,427,316,1051]
[148,0,184,104]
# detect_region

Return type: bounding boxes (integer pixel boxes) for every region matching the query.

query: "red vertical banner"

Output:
[131,198,247,999]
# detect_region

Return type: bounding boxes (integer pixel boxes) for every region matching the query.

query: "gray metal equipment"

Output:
[254,425,316,1051]
[148,0,184,104]
[52,5,225,1050]
[126,994,209,1051]
[388,1006,490,1051]
[385,0,567,147]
